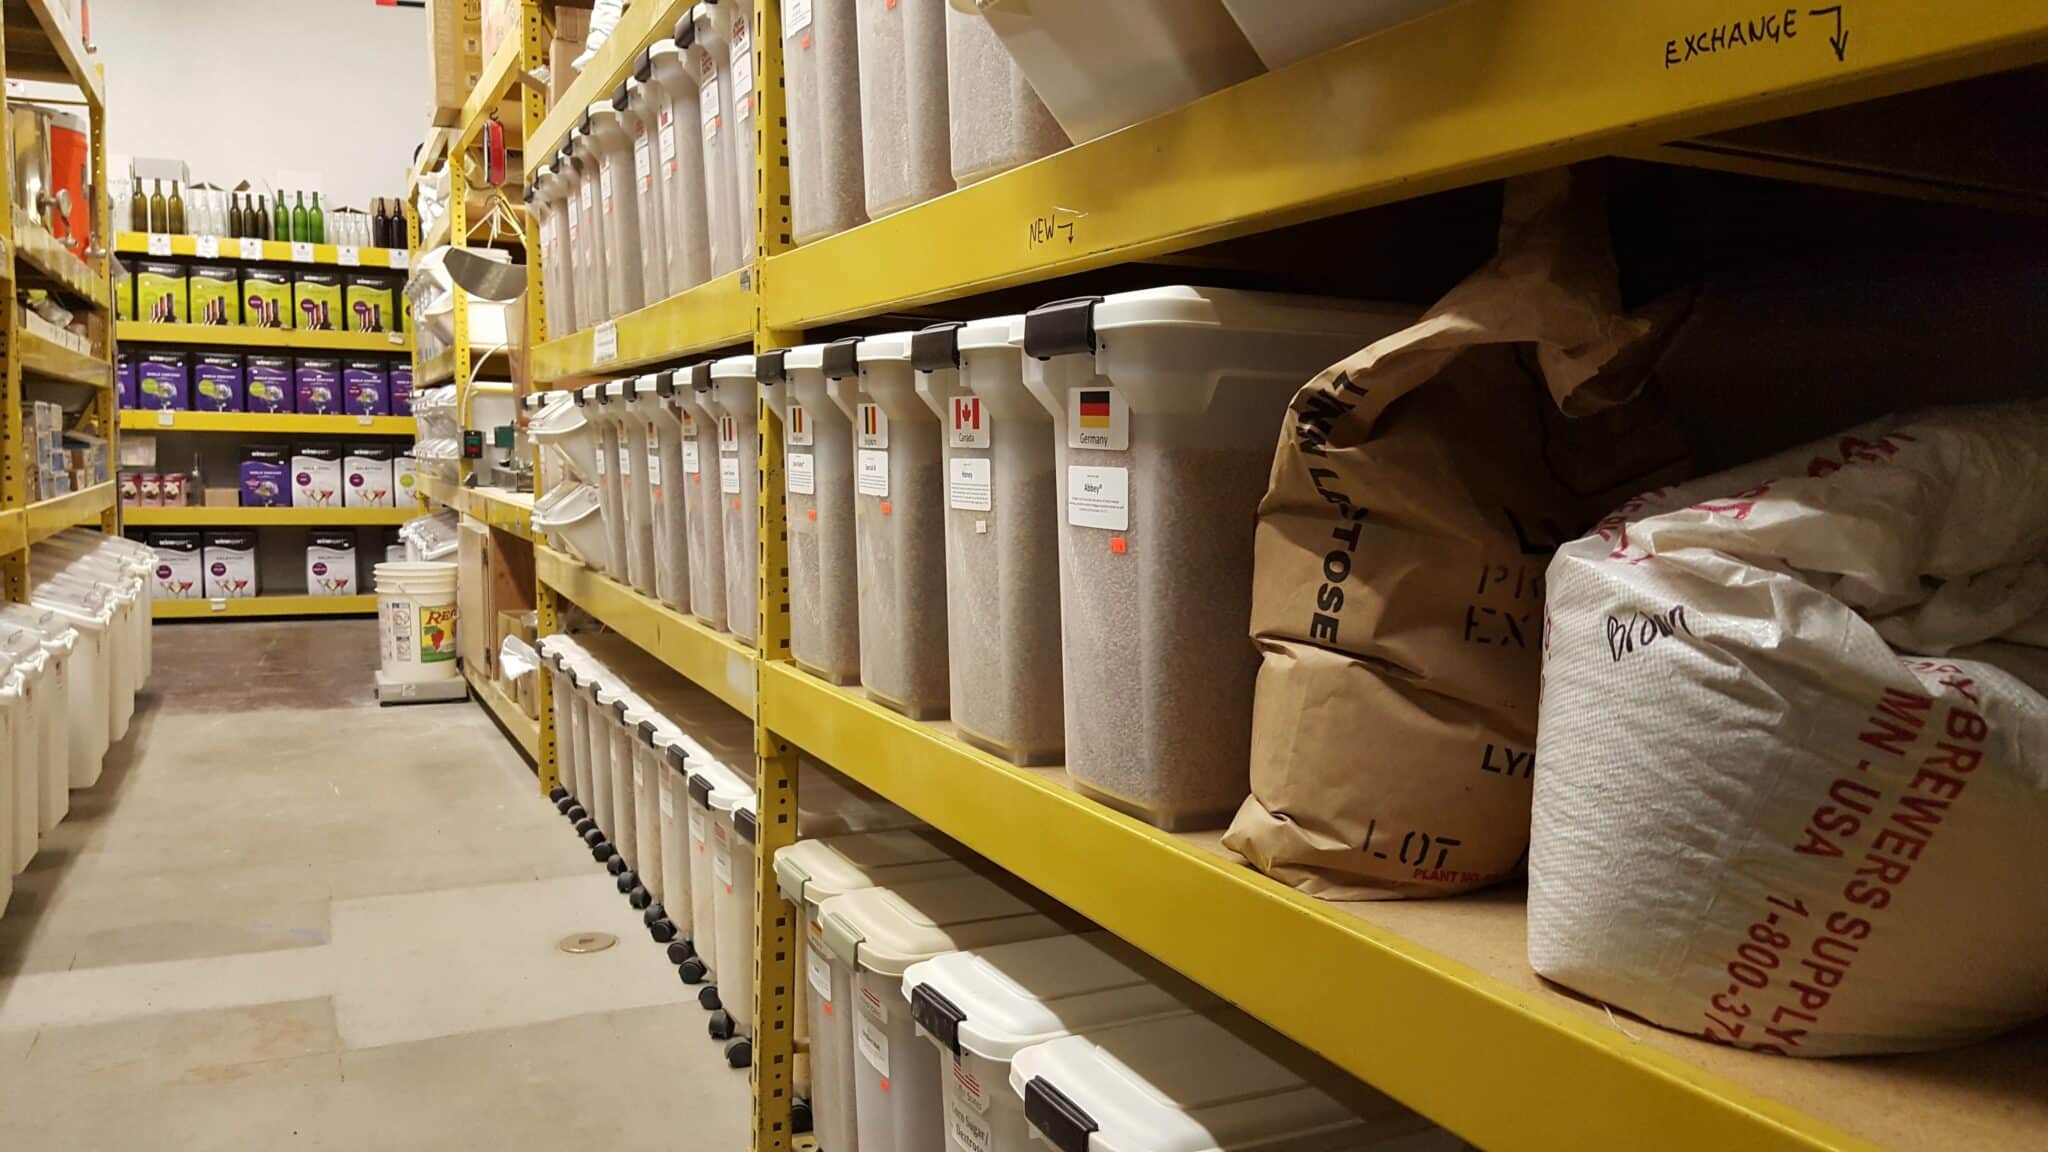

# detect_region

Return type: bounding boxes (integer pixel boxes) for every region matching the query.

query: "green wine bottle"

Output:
[290,192,307,245]
[273,194,289,242]
[148,180,167,232]
[129,177,147,231]
[309,192,325,244]
[167,181,186,234]
[228,194,244,239]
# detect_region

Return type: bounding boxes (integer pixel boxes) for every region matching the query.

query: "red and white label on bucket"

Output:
[787,451,815,496]
[948,394,989,449]
[857,449,888,498]
[730,14,754,118]
[856,403,888,450]
[949,457,991,512]
[785,403,813,447]
[700,54,721,141]
[1067,385,1129,451]
[633,129,652,192]
[806,949,833,1001]
[658,106,678,172]
[855,1004,890,1083]
[1067,465,1129,531]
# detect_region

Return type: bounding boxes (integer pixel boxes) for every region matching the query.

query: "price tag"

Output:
[386,332,404,346]
[390,248,409,270]
[337,245,360,267]
[209,598,227,613]
[157,409,175,426]
[291,241,314,263]
[240,237,265,260]
[146,233,172,256]
[357,414,374,426]
[593,320,619,365]
[194,235,219,259]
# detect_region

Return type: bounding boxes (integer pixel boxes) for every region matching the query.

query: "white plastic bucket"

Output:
[374,562,459,683]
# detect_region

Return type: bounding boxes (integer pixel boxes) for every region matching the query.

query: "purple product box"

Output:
[117,351,137,408]
[135,350,189,410]
[240,446,290,507]
[192,353,245,412]
[343,359,389,416]
[297,357,341,415]
[389,363,414,416]
[245,355,295,413]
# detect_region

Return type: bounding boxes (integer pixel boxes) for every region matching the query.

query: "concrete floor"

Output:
[0,619,749,1149]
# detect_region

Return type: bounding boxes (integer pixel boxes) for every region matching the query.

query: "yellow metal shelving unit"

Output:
[113,232,411,270]
[466,662,540,760]
[117,320,411,355]
[493,3,2048,1150]
[153,593,376,620]
[125,506,415,528]
[118,409,417,436]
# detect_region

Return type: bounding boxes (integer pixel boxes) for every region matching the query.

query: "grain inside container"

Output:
[784,0,867,244]
[943,1,1067,186]
[590,93,646,319]
[677,363,730,630]
[641,370,693,613]
[646,36,712,293]
[856,0,952,219]
[705,355,760,642]
[567,112,610,326]
[622,65,671,307]
[680,3,746,278]
[1021,287,1413,829]
[760,343,861,685]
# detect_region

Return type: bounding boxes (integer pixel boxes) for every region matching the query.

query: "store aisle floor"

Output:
[0,620,748,1150]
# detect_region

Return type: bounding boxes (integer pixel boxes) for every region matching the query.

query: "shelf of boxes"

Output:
[113,232,411,270]
[124,506,416,528]
[152,594,378,620]
[117,321,412,354]
[118,410,418,436]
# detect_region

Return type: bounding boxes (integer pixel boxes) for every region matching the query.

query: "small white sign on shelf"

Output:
[210,599,227,613]
[240,237,265,260]
[146,233,172,256]
[387,332,404,346]
[194,235,219,259]
[390,248,409,270]
[157,409,174,426]
[357,414,375,426]
[291,241,315,263]
[593,320,619,365]
[337,245,360,267]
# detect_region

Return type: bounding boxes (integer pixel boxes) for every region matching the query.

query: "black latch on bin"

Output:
[635,48,654,85]
[1023,1077,1098,1152]
[652,369,676,398]
[821,336,862,380]
[756,349,788,384]
[1023,296,1104,360]
[637,719,658,746]
[911,321,966,373]
[908,984,967,1058]
[611,698,628,722]
[611,80,630,111]
[686,361,714,394]
[673,11,697,49]
[687,774,714,808]
[664,743,689,771]
[578,110,593,137]
[735,808,758,845]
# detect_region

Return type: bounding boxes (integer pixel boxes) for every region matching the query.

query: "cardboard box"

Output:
[203,486,240,509]
[429,0,485,126]
[495,609,540,719]
[292,444,344,508]
[294,271,344,331]
[202,530,259,598]
[189,264,240,326]
[192,352,243,412]
[246,355,294,412]
[135,261,186,324]
[148,531,204,600]
[548,6,591,111]
[244,268,292,329]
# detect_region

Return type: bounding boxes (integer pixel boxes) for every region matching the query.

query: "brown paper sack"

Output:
[1223,169,1689,899]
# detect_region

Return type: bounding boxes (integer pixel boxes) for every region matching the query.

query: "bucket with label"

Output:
[374,562,459,682]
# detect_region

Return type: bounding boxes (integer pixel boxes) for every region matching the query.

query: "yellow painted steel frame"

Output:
[0,28,21,604]
[523,1,562,800]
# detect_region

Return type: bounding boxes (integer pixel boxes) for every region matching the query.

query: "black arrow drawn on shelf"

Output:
[1810,5,1849,61]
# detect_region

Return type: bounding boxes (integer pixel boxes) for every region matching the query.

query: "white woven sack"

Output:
[1530,400,2048,1056]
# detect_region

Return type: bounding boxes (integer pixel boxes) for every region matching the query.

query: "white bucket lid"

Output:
[901,932,1194,1062]
[1006,1013,1369,1152]
[773,828,962,907]
[818,872,1063,978]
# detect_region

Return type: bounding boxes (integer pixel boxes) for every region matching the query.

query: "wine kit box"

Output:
[135,349,189,410]
[244,267,292,328]
[296,357,341,414]
[189,263,240,325]
[294,271,344,331]
[343,359,389,416]
[344,274,399,333]
[245,354,294,412]
[192,352,244,412]
[135,260,186,324]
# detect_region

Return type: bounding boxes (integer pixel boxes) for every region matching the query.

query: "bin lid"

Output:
[1007,1013,1369,1152]
[855,331,915,366]
[957,314,1025,353]
[603,379,629,400]
[686,758,750,810]
[784,343,828,372]
[709,774,757,816]
[902,932,1194,1062]
[818,872,1063,977]
[710,354,756,381]
[773,828,961,906]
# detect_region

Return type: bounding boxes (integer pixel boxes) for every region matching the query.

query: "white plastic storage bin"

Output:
[1219,0,1453,70]
[685,759,752,991]
[677,363,730,630]
[654,729,695,948]
[706,355,760,642]
[760,344,860,684]
[630,711,679,910]
[617,378,660,597]
[1009,1012,1455,1152]
[608,692,652,876]
[646,36,713,293]
[818,873,1067,1152]
[9,618,72,832]
[585,675,625,847]
[539,639,585,805]
[958,0,1263,144]
[943,3,1066,186]
[590,95,646,319]
[533,159,579,335]
[711,789,760,1065]
[901,932,1198,1152]
[568,112,610,326]
[0,630,47,872]
[534,482,609,569]
[856,0,952,219]
[784,0,866,243]
[1021,288,1413,829]
[832,333,948,718]
[911,316,1061,763]
[681,2,747,277]
[726,2,759,267]
[534,384,600,479]
[0,659,15,910]
[623,69,672,308]
[5,600,107,788]
[584,383,629,575]
[637,371,693,611]
[776,830,967,1152]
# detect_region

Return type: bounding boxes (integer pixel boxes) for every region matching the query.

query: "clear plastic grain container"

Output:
[1021,288,1413,829]
[759,343,860,685]
[676,363,729,630]
[943,3,1066,186]
[654,731,696,952]
[828,332,949,718]
[818,873,1066,1152]
[629,712,679,912]
[562,658,597,818]
[592,382,632,579]
[686,758,752,993]
[639,371,693,612]
[775,831,966,1152]
[590,95,646,318]
[912,316,1062,764]
[647,36,712,293]
[726,1,759,266]
[856,0,952,219]
[623,68,671,307]
[680,4,746,277]
[586,674,626,847]
[705,354,759,642]
[784,0,867,243]
[539,640,584,806]
[711,789,760,1065]
[608,692,650,876]
[531,159,579,335]
[1219,0,1453,70]
[616,377,660,597]
[569,109,613,324]
[561,140,596,329]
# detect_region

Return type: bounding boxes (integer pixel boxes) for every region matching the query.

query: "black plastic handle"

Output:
[1023,1077,1098,1152]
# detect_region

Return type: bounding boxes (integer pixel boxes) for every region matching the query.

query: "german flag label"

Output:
[1068,385,1127,451]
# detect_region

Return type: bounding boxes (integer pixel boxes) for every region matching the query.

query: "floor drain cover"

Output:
[558,932,617,954]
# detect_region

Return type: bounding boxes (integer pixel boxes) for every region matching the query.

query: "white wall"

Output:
[92,0,428,212]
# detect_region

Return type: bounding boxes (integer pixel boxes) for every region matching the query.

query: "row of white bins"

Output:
[533,0,1455,334]
[774,834,1461,1152]
[529,286,1413,831]
[0,529,155,920]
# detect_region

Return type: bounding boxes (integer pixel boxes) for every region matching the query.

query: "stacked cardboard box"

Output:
[549,6,593,111]
[428,0,484,127]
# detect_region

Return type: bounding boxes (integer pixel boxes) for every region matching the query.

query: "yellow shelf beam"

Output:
[113,233,411,270]
[20,331,108,389]
[17,222,108,308]
[125,506,416,527]
[413,475,535,541]
[24,482,115,544]
[467,664,540,760]
[153,594,378,620]
[0,510,24,554]
[531,269,752,384]
[763,0,2048,329]
[119,410,418,436]
[117,322,412,354]
[534,545,755,714]
[7,0,104,106]
[524,0,691,178]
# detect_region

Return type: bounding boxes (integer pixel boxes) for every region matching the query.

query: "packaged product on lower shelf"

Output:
[1531,398,2048,1057]
[389,362,414,416]
[245,355,294,413]
[292,444,343,508]
[306,532,358,596]
[239,447,289,507]
[297,357,341,415]
[344,445,395,508]
[342,359,389,416]
[344,273,399,333]
[244,268,292,329]
[116,350,136,408]
[135,350,189,410]
[135,260,186,324]
[147,531,203,599]
[188,263,240,326]
[295,271,344,331]
[201,531,258,598]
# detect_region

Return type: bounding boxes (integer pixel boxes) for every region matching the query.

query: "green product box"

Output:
[189,263,241,326]
[343,273,400,333]
[113,264,133,321]
[295,271,344,331]
[135,260,186,324]
[244,268,292,329]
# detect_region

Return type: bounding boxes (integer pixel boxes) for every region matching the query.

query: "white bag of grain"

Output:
[1531,399,2048,1057]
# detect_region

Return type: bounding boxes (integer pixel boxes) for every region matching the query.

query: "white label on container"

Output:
[730,14,754,116]
[600,157,616,211]
[194,234,219,259]
[1067,385,1129,451]
[784,0,813,39]
[1067,465,1129,530]
[857,449,888,498]
[147,232,172,255]
[855,1012,889,1079]
[391,248,409,270]
[787,451,815,495]
[785,403,813,447]
[661,787,675,821]
[619,444,634,477]
[593,320,619,364]
[855,402,888,449]
[684,440,701,475]
[337,245,360,267]
[807,950,833,1001]
[954,1055,988,1112]
[713,843,732,891]
[949,1097,994,1152]
[157,408,175,427]
[239,237,265,260]
[633,759,645,791]
[948,394,990,449]
[949,457,991,512]
[633,132,653,191]
[689,805,706,844]
[291,241,315,263]
[579,179,594,222]
[720,455,741,495]
[658,110,679,172]
[647,430,662,486]
[595,445,608,477]
[699,55,721,141]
